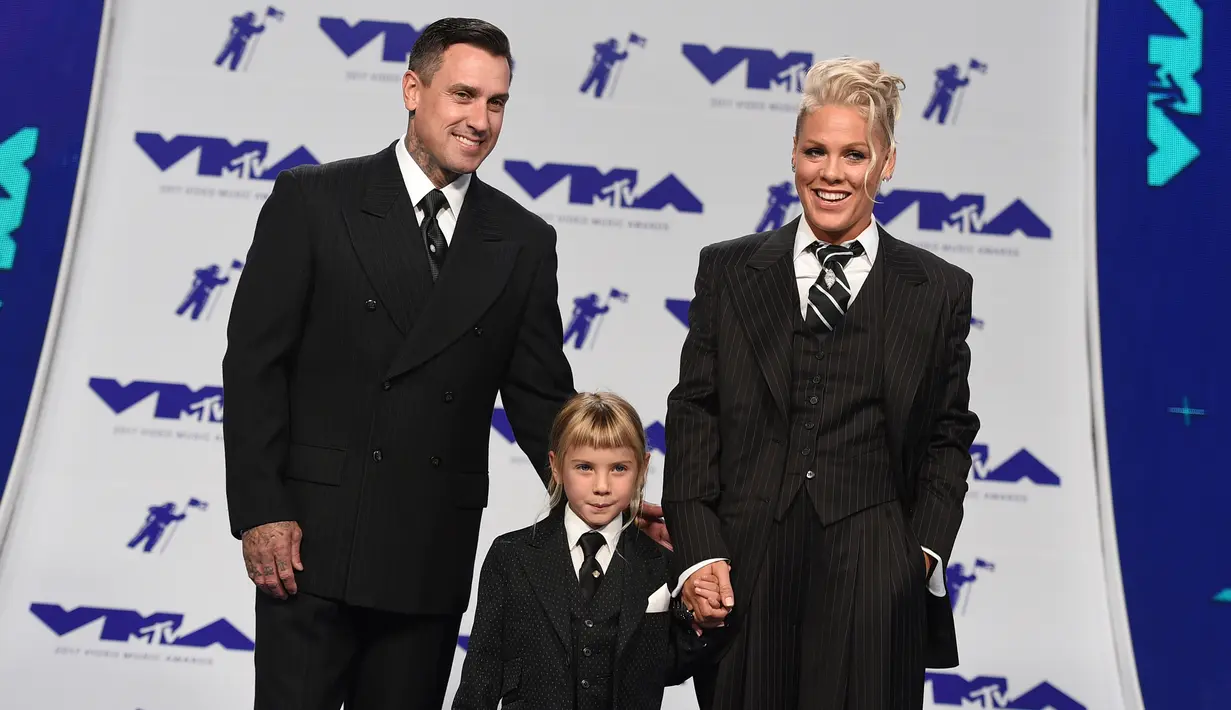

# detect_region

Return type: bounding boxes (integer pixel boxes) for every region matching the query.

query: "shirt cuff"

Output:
[672,557,728,597]
[921,546,946,597]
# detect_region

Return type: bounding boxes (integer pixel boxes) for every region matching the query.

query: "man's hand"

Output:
[242,521,303,599]
[682,561,734,629]
[635,500,672,551]
[923,551,934,577]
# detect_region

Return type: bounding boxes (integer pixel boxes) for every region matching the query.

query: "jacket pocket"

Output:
[285,443,346,486]
[501,656,522,701]
[450,471,490,509]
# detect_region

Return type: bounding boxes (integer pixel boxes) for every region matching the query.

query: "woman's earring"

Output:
[791,163,795,173]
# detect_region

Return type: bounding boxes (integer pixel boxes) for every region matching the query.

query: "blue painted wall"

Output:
[0,1,105,498]
[1098,1,1229,707]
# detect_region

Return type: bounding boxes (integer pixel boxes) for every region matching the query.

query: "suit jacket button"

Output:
[583,647,592,656]
[473,326,483,336]
[431,456,441,467]
[805,470,815,479]
[382,380,392,391]
[372,449,383,462]
[444,392,454,403]
[581,680,591,689]
[365,299,378,311]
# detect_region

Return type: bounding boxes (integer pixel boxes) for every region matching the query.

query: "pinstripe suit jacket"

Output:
[662,218,979,666]
[222,143,575,615]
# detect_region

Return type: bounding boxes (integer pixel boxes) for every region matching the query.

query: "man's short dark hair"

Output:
[407,18,514,84]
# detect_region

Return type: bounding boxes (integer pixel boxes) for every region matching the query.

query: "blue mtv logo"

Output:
[875,189,1051,238]
[580,33,646,99]
[1148,0,1203,186]
[505,161,703,213]
[922,58,988,126]
[0,127,38,311]
[970,444,1061,486]
[926,672,1084,709]
[128,498,208,554]
[320,17,423,62]
[665,299,690,327]
[565,288,628,350]
[30,603,254,651]
[135,133,318,180]
[682,44,811,92]
[491,408,515,443]
[90,378,224,424]
[214,6,285,72]
[177,259,244,321]
[946,558,995,615]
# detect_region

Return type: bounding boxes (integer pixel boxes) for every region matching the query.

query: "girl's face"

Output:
[550,444,648,528]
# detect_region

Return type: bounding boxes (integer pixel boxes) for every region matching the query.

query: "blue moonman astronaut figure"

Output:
[923,64,969,125]
[128,502,188,553]
[215,11,266,71]
[177,264,231,320]
[757,181,799,231]
[580,38,628,98]
[563,293,610,349]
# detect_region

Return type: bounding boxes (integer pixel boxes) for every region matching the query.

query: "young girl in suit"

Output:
[453,392,716,710]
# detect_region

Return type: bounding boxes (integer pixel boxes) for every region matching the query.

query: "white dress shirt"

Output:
[564,504,625,578]
[673,217,947,599]
[394,133,471,244]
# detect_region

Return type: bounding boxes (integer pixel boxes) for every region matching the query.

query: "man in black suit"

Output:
[663,58,980,709]
[223,18,578,710]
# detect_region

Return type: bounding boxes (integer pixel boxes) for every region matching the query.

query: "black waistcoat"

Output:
[774,253,900,523]
[570,548,625,710]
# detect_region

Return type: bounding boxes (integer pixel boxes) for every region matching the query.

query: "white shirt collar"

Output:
[394,134,471,214]
[793,216,880,265]
[563,503,624,555]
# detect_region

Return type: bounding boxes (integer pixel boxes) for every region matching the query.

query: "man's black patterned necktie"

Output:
[804,240,866,334]
[418,189,449,281]
[578,531,606,601]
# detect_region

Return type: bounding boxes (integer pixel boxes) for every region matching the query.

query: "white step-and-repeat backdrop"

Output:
[0,1,1125,708]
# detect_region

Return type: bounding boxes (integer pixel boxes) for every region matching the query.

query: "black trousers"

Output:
[254,591,462,710]
[694,493,927,710]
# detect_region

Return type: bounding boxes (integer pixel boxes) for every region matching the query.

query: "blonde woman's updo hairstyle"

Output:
[546,392,649,523]
[796,57,906,183]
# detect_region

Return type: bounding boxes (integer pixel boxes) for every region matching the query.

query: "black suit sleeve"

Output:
[910,273,980,562]
[662,246,728,575]
[451,544,508,710]
[221,171,311,538]
[499,227,576,484]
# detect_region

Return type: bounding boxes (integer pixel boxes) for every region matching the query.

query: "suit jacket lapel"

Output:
[728,220,799,417]
[523,506,577,660]
[615,527,662,661]
[385,176,521,379]
[878,225,940,479]
[343,142,433,335]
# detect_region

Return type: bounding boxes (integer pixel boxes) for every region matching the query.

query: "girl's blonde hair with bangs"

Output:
[545,392,649,530]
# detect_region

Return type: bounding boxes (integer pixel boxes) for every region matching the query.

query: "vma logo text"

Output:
[683,43,811,114]
[564,288,628,350]
[1148,0,1203,187]
[876,189,1050,239]
[947,558,995,615]
[505,160,702,231]
[31,603,254,659]
[136,133,318,182]
[580,33,646,99]
[0,127,39,311]
[320,16,426,84]
[128,498,208,554]
[683,44,810,92]
[968,444,1060,504]
[213,6,285,72]
[91,378,224,423]
[926,673,1084,709]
